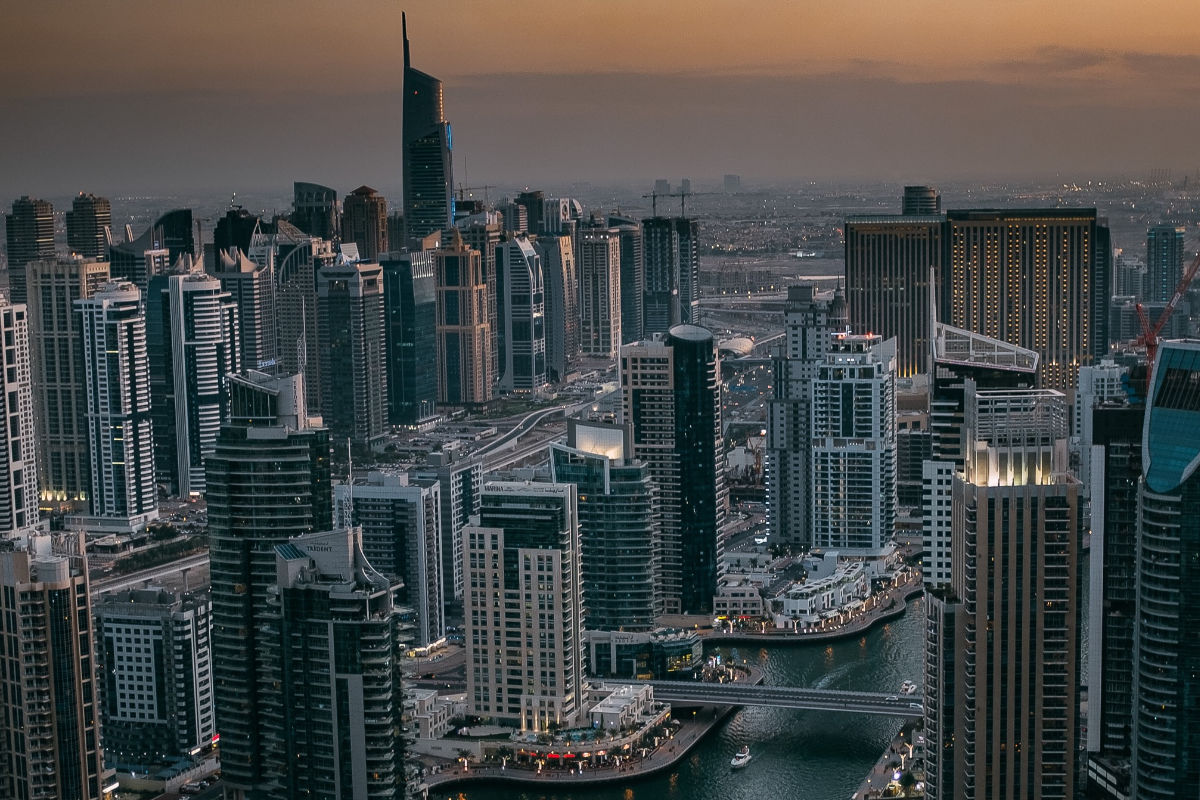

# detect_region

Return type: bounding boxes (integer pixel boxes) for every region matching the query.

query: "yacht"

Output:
[730,745,752,769]
[900,680,918,695]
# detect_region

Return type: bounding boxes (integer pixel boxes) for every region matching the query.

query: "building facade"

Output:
[402,14,454,241]
[578,227,622,358]
[342,185,389,260]
[5,196,55,304]
[642,216,699,335]
[1145,224,1184,303]
[290,182,339,240]
[412,448,483,607]
[214,246,277,372]
[536,233,579,382]
[496,236,547,392]
[0,295,39,536]
[434,236,492,405]
[381,250,438,426]
[66,193,112,260]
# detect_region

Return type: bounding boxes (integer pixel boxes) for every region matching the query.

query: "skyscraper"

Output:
[434,235,492,405]
[317,258,388,447]
[809,333,897,556]
[902,185,941,215]
[1131,340,1200,799]
[214,246,277,371]
[464,482,585,732]
[402,13,454,241]
[290,181,339,240]
[0,532,108,800]
[207,370,331,796]
[412,447,483,607]
[381,249,438,426]
[536,233,579,382]
[77,281,157,527]
[621,326,726,614]
[108,209,195,294]
[66,192,112,260]
[26,256,110,510]
[5,195,55,304]
[273,224,337,413]
[642,216,699,335]
[342,185,389,260]
[578,227,622,358]
[496,235,547,392]
[765,285,847,547]
[550,420,660,631]
[608,215,645,344]
[456,219,502,379]
[1145,223,1185,303]
[0,294,39,535]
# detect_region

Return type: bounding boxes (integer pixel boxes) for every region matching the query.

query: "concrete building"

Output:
[317,258,388,447]
[434,234,492,405]
[66,192,112,260]
[809,333,897,556]
[412,448,483,607]
[464,482,586,732]
[4,195,55,304]
[0,295,39,536]
[621,326,726,615]
[550,420,660,631]
[0,532,109,800]
[95,588,214,766]
[381,250,438,426]
[496,236,547,392]
[336,471,444,646]
[342,185,389,260]
[536,233,579,382]
[76,281,157,528]
[765,285,847,548]
[578,227,622,359]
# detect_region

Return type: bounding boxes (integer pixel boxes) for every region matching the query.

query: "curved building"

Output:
[496,236,547,392]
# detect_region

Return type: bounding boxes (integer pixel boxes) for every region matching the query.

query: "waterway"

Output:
[444,593,925,800]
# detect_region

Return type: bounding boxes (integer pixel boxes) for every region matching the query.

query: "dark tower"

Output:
[402,13,454,242]
[5,196,55,303]
[66,193,112,260]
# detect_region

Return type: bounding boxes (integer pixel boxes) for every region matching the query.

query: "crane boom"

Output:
[1136,249,1200,373]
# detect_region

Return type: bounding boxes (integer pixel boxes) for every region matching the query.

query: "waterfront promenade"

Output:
[852,721,923,799]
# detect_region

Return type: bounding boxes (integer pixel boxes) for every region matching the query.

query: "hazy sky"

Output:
[3,0,1200,197]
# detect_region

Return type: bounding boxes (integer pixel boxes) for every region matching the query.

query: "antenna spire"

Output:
[402,11,410,69]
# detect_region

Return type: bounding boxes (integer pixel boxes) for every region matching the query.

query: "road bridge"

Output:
[604,679,923,717]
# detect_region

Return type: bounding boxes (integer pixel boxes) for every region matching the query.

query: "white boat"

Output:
[900,680,918,695]
[730,745,752,769]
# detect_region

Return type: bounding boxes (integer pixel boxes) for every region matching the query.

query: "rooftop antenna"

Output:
[338,437,354,528]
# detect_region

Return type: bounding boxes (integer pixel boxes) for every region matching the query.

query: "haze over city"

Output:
[4,0,1200,194]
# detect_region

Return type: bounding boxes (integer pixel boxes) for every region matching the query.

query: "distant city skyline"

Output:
[3,1,1200,194]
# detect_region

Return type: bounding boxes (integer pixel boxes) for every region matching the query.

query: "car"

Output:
[886,695,899,701]
[910,703,923,709]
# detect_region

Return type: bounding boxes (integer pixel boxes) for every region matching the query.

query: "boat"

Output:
[900,680,918,695]
[730,745,752,769]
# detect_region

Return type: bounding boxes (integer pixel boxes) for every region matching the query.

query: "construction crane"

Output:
[455,184,495,204]
[641,189,715,218]
[1135,248,1200,378]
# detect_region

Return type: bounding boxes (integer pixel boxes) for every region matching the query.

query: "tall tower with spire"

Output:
[402,12,455,242]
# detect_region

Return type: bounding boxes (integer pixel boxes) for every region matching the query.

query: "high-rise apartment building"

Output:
[412,448,483,606]
[608,216,645,344]
[26,256,110,510]
[456,219,502,379]
[0,295,38,535]
[809,333,897,556]
[578,227,622,358]
[342,185,389,260]
[765,285,847,547]
[214,246,277,371]
[924,387,1079,800]
[336,471,444,647]
[5,195,55,304]
[317,258,388,447]
[66,193,112,260]
[381,250,438,426]
[95,588,214,766]
[464,482,586,732]
[496,236,547,392]
[642,217,700,335]
[621,325,726,614]
[208,370,331,796]
[273,225,338,413]
[902,185,941,215]
[434,235,492,405]
[290,181,339,240]
[1145,223,1185,303]
[402,13,454,241]
[550,420,660,631]
[536,233,579,382]
[77,281,157,527]
[261,528,411,799]
[0,532,108,800]
[1131,340,1200,799]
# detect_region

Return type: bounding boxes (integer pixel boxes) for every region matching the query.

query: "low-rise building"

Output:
[713,579,766,619]
[589,684,656,732]
[771,560,869,628]
[587,628,702,680]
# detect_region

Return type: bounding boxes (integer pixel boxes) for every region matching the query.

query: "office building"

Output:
[578,227,622,358]
[0,295,38,535]
[66,193,112,259]
[434,234,492,405]
[608,215,645,343]
[317,258,387,447]
[342,185,389,260]
[290,181,339,240]
[1146,223,1185,303]
[642,217,699,334]
[402,13,454,240]
[381,250,438,426]
[95,588,214,766]
[902,185,941,215]
[765,285,847,547]
[496,235,547,392]
[924,387,1079,800]
[208,370,331,795]
[0,532,109,800]
[550,420,660,631]
[844,214,944,377]
[109,209,195,294]
[464,482,586,732]
[621,325,726,614]
[336,471,444,646]
[77,281,157,527]
[536,233,579,382]
[260,528,411,799]
[809,333,897,556]
[1131,340,1200,799]
[412,448,483,606]
[944,209,1108,390]
[5,195,55,304]
[26,257,110,510]
[214,246,276,371]
[155,272,241,496]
